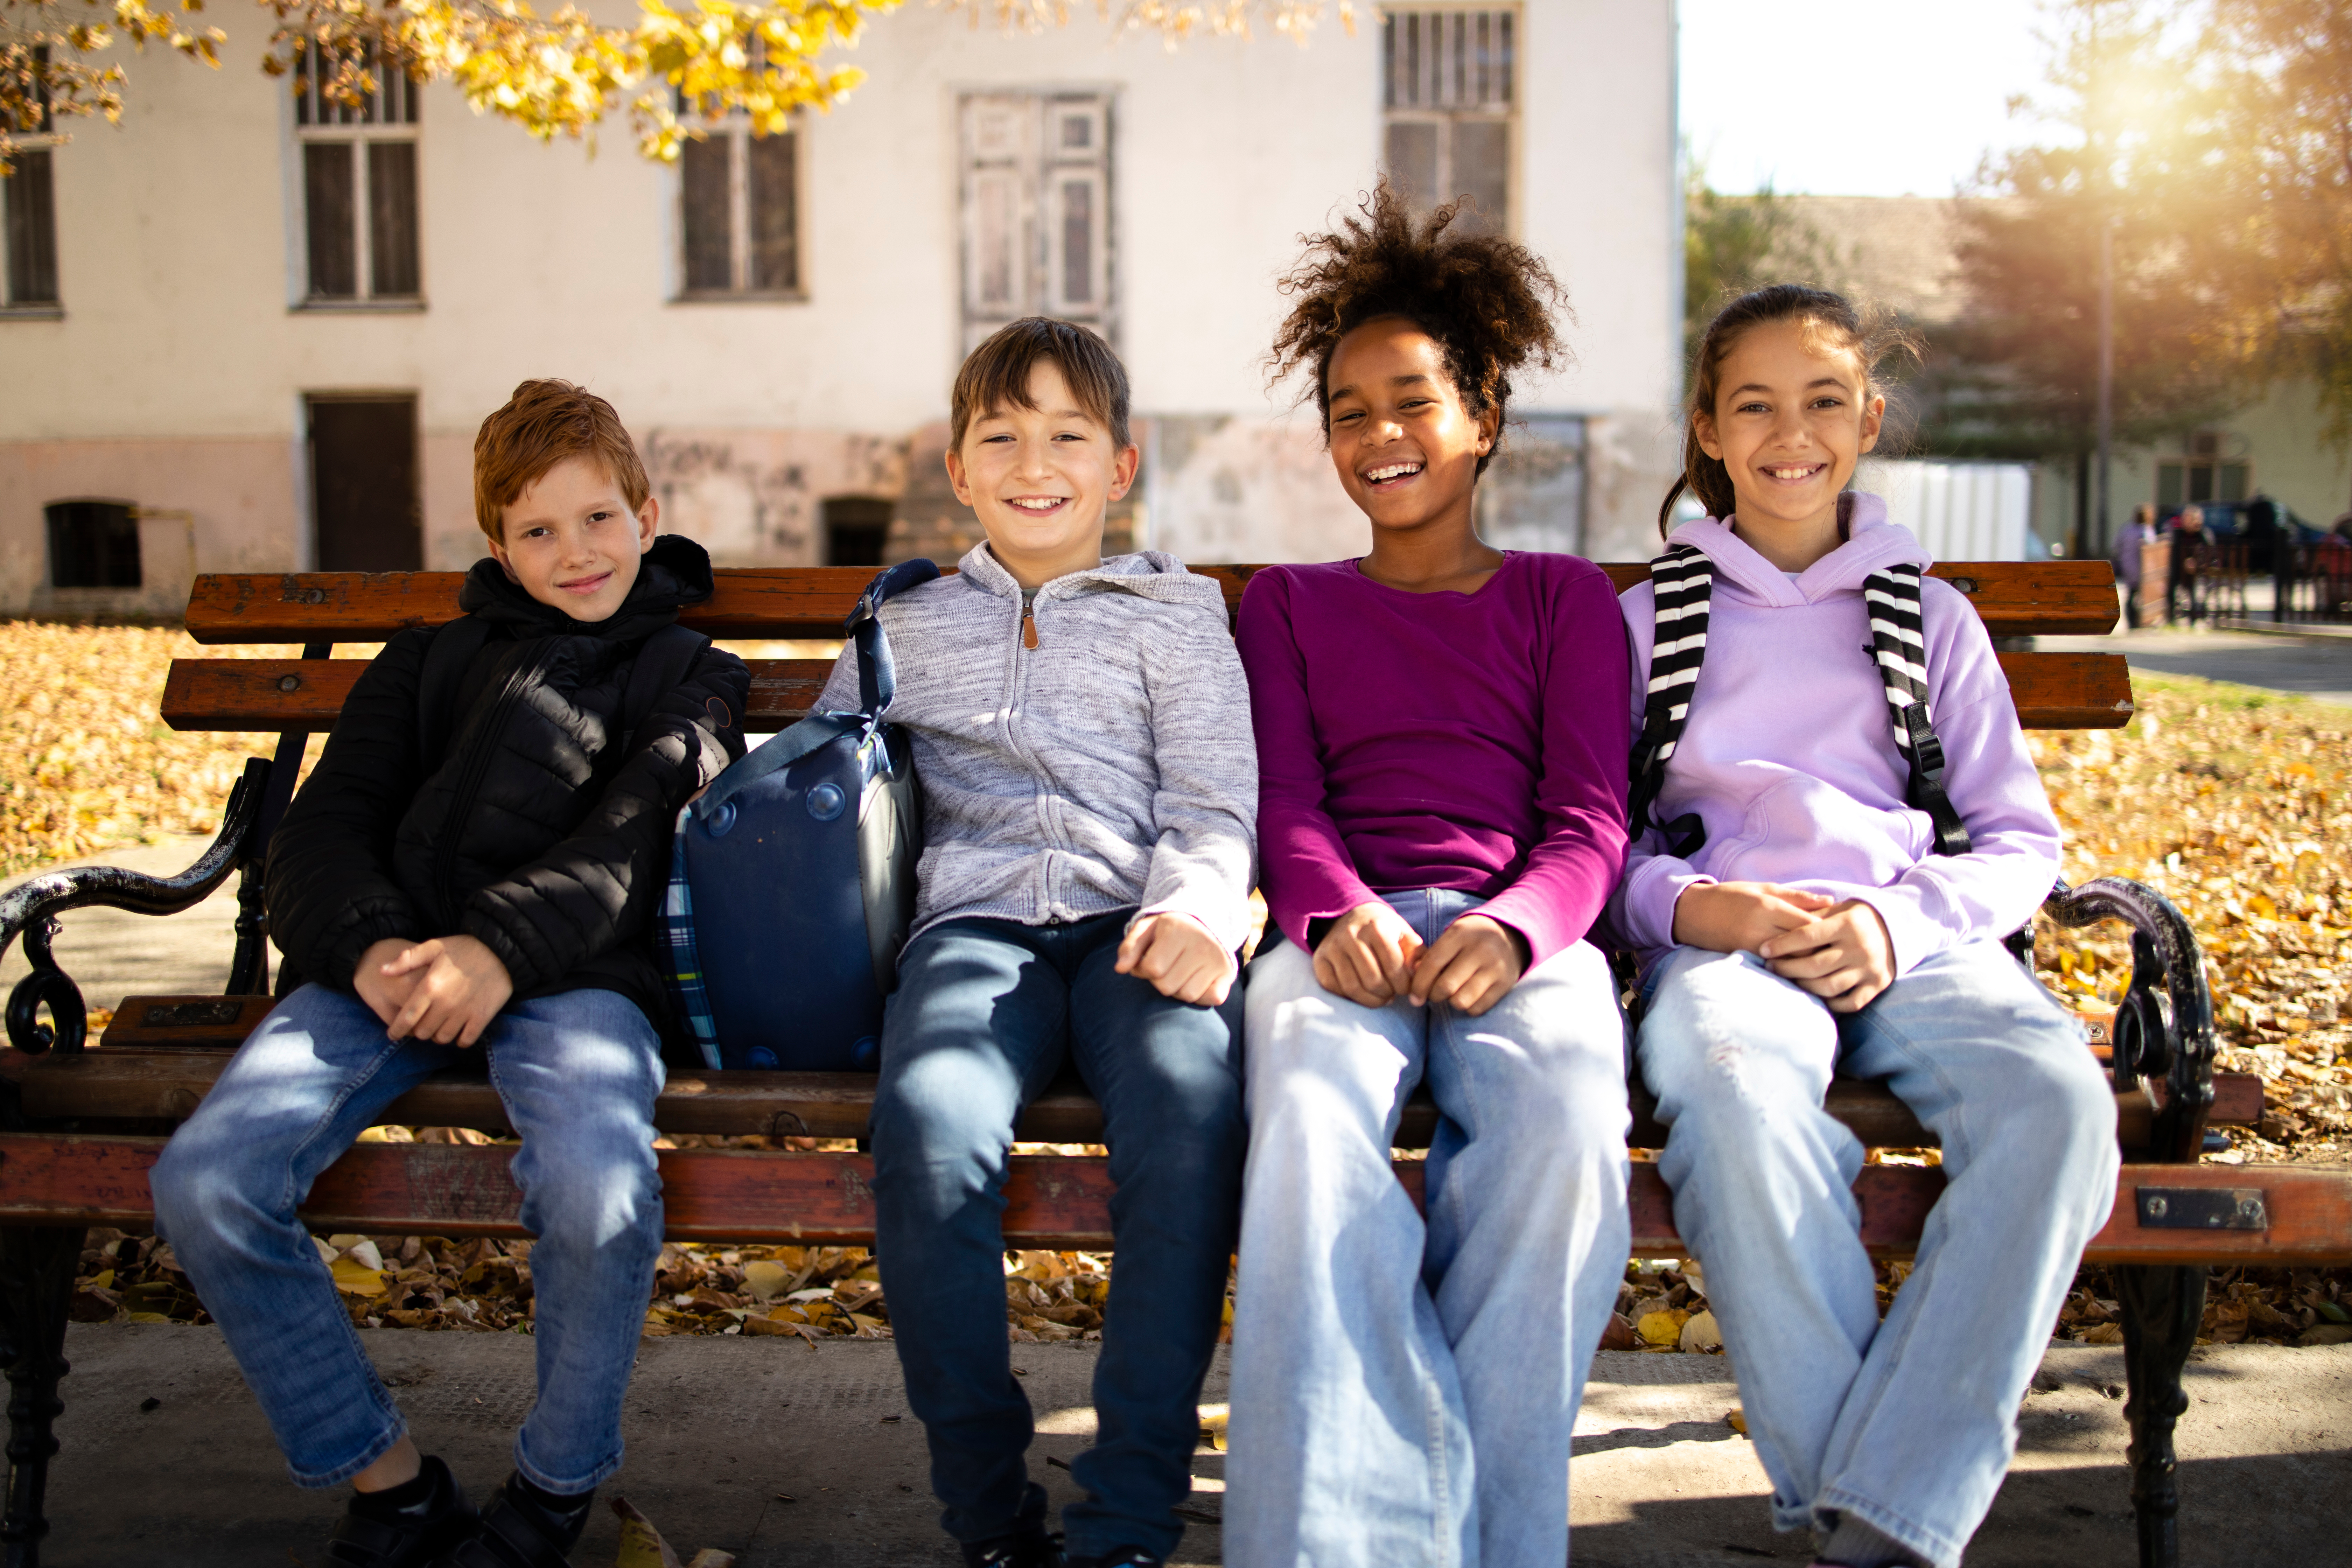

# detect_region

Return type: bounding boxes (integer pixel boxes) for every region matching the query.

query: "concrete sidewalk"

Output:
[34,1324,2352,1566]
[2040,627,2352,708]
[0,833,238,1005]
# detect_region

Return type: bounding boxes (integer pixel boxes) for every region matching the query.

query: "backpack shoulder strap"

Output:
[843,557,943,718]
[1627,544,1713,859]
[686,558,940,825]
[415,614,498,776]
[619,622,712,754]
[1864,562,1973,856]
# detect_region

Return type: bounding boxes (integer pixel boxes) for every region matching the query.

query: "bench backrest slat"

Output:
[158,650,2134,733]
[182,561,2121,644]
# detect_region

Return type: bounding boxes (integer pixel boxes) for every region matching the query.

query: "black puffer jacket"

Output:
[267,536,749,1030]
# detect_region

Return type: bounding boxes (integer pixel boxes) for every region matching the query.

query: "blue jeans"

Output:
[1225,890,1632,1568]
[1637,941,2119,1568]
[151,983,666,1492]
[871,911,1245,1561]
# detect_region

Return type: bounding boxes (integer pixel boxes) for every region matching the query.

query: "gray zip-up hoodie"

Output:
[817,542,1258,961]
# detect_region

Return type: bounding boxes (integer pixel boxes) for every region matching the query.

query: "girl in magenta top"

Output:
[1223,184,1633,1568]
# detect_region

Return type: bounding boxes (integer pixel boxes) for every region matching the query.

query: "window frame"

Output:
[2155,430,2252,512]
[1378,6,1520,237]
[285,41,425,312]
[2,51,65,318]
[957,89,1117,354]
[668,107,807,304]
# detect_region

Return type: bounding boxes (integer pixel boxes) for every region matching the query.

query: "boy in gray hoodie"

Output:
[816,318,1255,1568]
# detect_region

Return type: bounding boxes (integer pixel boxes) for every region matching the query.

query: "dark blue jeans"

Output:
[872,910,1245,1560]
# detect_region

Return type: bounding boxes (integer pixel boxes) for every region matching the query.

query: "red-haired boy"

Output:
[152,380,749,1568]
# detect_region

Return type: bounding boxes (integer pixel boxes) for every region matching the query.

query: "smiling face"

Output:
[1325,317,1496,543]
[489,453,658,621]
[946,358,1140,590]
[1695,315,1884,567]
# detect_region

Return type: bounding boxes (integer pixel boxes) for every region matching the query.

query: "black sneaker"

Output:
[325,1456,474,1568]
[961,1529,1066,1568]
[434,1473,595,1567]
[961,1482,1065,1568]
[1068,1550,1161,1568]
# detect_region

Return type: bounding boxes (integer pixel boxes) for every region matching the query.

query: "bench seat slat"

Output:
[7,1045,2264,1150]
[159,651,2134,733]
[1,1134,2338,1263]
[180,562,2122,645]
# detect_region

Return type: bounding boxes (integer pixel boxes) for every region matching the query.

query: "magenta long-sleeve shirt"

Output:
[1235,552,1632,968]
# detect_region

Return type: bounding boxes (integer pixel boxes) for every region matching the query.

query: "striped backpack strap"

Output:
[1627,544,1713,859]
[1864,562,1973,856]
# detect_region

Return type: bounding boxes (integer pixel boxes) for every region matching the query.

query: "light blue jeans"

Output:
[1226,890,1632,1568]
[152,983,666,1492]
[1637,941,2119,1568]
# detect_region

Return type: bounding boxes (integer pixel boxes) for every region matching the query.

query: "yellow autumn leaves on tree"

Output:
[1,0,1355,173]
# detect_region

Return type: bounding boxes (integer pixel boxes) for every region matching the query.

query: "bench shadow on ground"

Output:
[1568,1450,2352,1568]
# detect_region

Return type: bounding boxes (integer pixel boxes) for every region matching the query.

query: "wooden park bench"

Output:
[2,559,2346,1568]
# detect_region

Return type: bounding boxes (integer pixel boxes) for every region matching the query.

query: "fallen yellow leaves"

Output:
[0,622,340,878]
[2030,674,2352,1162]
[613,1493,735,1568]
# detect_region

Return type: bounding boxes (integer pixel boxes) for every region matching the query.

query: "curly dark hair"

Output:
[1268,181,1570,476]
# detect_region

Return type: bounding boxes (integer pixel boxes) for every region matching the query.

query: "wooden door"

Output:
[308,396,421,572]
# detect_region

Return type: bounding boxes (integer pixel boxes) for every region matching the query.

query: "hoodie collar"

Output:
[458,533,716,640]
[955,540,1224,607]
[1667,491,1930,606]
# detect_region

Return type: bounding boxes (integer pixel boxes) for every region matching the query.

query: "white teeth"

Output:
[1768,466,1819,480]
[1366,463,1423,482]
[1009,498,1064,511]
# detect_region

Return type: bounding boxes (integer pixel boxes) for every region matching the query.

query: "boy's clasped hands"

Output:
[1313,903,1527,1017]
[354,935,514,1046]
[1672,880,1897,1012]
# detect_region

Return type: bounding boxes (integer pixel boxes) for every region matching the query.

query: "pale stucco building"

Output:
[0,2,1685,616]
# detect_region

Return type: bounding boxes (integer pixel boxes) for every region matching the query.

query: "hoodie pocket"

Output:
[1714,772,1933,891]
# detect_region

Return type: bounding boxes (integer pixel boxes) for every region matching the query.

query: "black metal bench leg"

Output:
[0,1224,84,1568]
[2117,1262,2206,1568]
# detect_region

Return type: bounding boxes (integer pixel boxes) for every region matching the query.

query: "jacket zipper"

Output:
[1004,592,1073,917]
[433,643,550,931]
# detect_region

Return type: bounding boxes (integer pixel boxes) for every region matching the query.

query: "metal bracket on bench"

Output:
[2041,876,2217,1164]
[0,757,269,1056]
[2136,1185,2267,1232]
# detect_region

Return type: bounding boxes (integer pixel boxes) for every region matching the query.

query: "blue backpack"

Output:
[660,559,939,1070]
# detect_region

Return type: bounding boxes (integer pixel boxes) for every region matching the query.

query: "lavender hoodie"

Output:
[1606,493,2062,976]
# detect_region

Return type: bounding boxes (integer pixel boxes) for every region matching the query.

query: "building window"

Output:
[1381,7,1515,234]
[959,92,1112,352]
[46,499,141,588]
[292,42,421,304]
[675,46,802,302]
[2156,430,2250,511]
[677,119,800,298]
[822,497,892,566]
[3,49,62,311]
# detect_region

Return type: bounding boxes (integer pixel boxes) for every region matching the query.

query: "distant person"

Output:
[2244,493,2281,574]
[150,380,751,1565]
[2168,504,2207,623]
[1616,284,2117,1568]
[2111,502,2159,628]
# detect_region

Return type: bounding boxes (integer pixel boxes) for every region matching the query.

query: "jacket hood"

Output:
[956,541,1225,608]
[1665,491,1930,607]
[459,534,716,640]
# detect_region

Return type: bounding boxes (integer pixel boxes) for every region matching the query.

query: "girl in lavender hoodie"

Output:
[1611,284,2119,1568]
